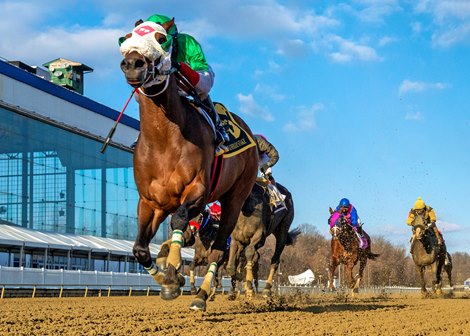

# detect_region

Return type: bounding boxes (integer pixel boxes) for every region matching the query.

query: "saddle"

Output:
[255,177,286,213]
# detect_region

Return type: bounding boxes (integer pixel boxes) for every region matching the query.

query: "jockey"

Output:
[334,198,366,248]
[254,134,285,211]
[407,197,443,247]
[121,14,229,155]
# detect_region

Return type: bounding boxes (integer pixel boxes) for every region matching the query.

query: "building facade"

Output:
[0,59,174,272]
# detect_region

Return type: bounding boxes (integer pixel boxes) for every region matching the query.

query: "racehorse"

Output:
[228,180,299,299]
[328,212,379,294]
[186,214,230,297]
[119,19,258,311]
[410,213,446,296]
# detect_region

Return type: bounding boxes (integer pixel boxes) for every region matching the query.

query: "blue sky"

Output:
[1,0,469,253]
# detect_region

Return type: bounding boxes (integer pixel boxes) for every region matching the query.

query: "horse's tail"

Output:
[286,227,302,246]
[367,252,380,260]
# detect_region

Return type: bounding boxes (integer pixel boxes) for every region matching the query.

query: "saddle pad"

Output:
[214,102,256,158]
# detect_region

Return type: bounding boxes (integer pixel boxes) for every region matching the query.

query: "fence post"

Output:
[32,286,36,298]
[59,286,63,298]
[128,287,132,296]
[146,286,150,296]
[107,287,111,297]
[84,286,88,298]
[1,286,4,299]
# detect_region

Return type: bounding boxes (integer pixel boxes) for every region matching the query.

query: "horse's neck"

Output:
[138,80,186,145]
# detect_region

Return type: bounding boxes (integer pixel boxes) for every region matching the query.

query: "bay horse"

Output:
[119,20,258,311]
[328,211,379,294]
[410,213,446,296]
[227,180,299,299]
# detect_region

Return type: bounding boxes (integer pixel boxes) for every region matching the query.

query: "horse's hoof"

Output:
[228,293,236,301]
[152,272,165,285]
[190,288,197,295]
[189,298,206,312]
[160,284,181,301]
[262,289,272,298]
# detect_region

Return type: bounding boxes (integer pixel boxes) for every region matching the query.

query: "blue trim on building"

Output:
[0,59,140,130]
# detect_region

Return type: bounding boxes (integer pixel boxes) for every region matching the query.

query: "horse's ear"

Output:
[161,18,175,33]
[329,207,334,215]
[134,19,144,27]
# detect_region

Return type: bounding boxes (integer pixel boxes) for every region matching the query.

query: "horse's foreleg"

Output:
[345,263,354,290]
[417,265,428,297]
[189,261,197,295]
[328,259,338,291]
[190,198,243,311]
[353,257,367,293]
[434,260,444,295]
[133,201,166,284]
[162,190,205,301]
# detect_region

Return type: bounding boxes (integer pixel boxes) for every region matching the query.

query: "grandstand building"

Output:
[0,58,187,276]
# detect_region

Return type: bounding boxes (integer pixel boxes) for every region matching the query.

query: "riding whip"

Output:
[100,88,136,153]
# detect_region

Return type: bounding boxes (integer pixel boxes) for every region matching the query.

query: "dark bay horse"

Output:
[186,214,230,297]
[228,180,299,299]
[328,212,379,294]
[120,20,258,311]
[410,213,446,296]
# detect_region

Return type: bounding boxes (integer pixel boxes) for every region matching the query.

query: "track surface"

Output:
[1,293,469,335]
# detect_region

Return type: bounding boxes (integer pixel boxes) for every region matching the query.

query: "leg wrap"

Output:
[200,262,217,294]
[167,230,184,269]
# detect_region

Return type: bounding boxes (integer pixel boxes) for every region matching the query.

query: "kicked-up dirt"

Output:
[0,292,469,335]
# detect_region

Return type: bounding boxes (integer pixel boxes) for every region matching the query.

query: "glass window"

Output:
[0,106,171,243]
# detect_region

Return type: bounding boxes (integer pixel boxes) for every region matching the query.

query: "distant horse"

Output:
[328,212,379,294]
[410,213,446,296]
[228,180,299,299]
[120,19,258,311]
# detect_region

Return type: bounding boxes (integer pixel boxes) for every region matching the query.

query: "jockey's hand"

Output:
[260,164,269,174]
[172,61,182,71]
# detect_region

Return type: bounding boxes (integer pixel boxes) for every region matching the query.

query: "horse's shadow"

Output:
[200,299,407,320]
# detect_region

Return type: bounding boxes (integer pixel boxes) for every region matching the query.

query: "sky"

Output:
[0,0,469,253]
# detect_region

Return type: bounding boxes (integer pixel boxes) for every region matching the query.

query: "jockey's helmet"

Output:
[339,198,350,208]
[146,14,178,36]
[209,202,221,218]
[413,197,425,210]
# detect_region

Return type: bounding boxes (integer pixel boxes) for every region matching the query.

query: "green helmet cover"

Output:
[146,14,178,36]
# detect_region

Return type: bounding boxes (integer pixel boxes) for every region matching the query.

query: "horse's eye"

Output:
[158,37,167,44]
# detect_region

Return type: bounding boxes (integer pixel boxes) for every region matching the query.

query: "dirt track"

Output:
[0,292,469,336]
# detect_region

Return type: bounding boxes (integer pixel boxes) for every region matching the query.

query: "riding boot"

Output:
[202,96,229,156]
[432,226,442,245]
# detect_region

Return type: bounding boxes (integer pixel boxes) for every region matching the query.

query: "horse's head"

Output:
[411,211,427,240]
[119,20,174,88]
[329,213,349,239]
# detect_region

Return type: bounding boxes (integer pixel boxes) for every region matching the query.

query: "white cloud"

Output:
[405,111,424,121]
[236,93,274,121]
[437,220,463,232]
[432,23,470,48]
[254,84,286,102]
[414,0,470,47]
[378,36,398,46]
[327,35,381,63]
[398,79,449,95]
[283,103,323,132]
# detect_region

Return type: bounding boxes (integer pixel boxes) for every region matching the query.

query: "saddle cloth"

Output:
[214,102,256,158]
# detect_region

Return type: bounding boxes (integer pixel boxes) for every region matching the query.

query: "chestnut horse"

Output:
[410,213,446,296]
[119,20,258,311]
[228,181,299,299]
[328,212,379,294]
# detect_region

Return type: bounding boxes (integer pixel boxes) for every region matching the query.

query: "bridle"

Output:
[137,58,176,98]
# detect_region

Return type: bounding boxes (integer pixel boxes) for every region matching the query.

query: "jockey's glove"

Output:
[260,164,269,174]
